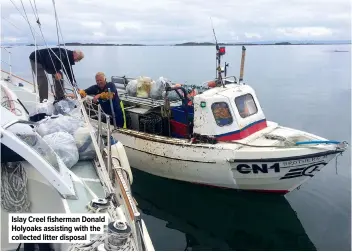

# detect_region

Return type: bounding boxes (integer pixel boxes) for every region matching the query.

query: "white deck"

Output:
[0,71,105,205]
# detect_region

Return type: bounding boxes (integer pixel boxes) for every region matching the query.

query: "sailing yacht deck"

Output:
[1,71,105,212]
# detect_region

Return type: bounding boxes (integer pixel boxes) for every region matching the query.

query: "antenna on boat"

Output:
[224,62,229,78]
[210,17,226,88]
[239,46,246,84]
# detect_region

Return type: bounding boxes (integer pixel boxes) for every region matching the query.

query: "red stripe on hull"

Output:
[217,120,267,141]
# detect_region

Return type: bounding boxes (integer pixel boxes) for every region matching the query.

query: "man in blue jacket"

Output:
[76,72,126,128]
[29,47,84,102]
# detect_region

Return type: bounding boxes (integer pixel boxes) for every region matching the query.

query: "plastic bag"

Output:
[16,131,61,172]
[31,99,55,116]
[43,132,79,169]
[36,114,85,137]
[54,98,80,115]
[126,80,138,97]
[162,86,185,101]
[68,107,83,120]
[136,76,153,98]
[74,126,97,160]
[150,77,170,100]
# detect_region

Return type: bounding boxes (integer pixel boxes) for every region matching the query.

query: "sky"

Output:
[1,0,351,45]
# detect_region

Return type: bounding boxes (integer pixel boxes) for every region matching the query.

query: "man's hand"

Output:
[93,94,101,103]
[67,93,75,98]
[54,72,62,80]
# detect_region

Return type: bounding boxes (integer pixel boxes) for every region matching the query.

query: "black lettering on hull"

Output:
[235,154,331,179]
[280,162,327,180]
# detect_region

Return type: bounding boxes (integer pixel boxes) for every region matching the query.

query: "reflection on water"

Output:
[131,169,316,251]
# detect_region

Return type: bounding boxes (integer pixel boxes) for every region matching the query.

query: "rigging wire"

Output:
[28,0,39,22]
[18,0,56,98]
[9,0,37,40]
[1,17,22,32]
[44,0,115,195]
[51,0,65,88]
[50,0,75,87]
[19,0,37,42]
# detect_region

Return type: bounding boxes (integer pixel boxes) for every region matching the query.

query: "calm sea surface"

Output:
[2,44,351,250]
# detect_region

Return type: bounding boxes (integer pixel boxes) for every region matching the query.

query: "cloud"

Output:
[1,0,351,44]
[245,33,262,39]
[81,22,102,29]
[276,27,334,37]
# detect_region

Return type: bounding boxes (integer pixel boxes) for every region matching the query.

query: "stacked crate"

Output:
[170,106,194,138]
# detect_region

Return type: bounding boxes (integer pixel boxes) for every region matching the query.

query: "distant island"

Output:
[57,42,145,46]
[19,40,351,47]
[173,41,342,46]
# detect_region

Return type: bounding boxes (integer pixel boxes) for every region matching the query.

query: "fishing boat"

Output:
[87,44,348,195]
[1,49,153,252]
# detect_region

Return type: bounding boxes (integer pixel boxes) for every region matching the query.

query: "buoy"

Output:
[207,81,216,88]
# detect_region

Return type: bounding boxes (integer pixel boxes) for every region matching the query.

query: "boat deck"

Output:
[1,71,106,212]
[67,161,105,213]
[1,71,54,115]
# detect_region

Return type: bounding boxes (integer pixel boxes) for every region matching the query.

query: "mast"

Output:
[211,18,226,87]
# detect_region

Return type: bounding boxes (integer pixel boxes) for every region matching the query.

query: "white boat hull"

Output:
[113,128,343,194]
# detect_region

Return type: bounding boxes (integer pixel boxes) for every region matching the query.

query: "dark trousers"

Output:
[30,60,65,102]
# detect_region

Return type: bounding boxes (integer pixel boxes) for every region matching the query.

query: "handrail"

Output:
[2,47,12,82]
[87,96,147,250]
[2,119,38,130]
[0,127,77,198]
[73,99,149,250]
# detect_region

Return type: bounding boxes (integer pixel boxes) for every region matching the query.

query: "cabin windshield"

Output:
[235,94,258,118]
[13,129,61,173]
[211,102,233,126]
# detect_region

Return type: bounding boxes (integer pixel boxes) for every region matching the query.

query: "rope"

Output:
[67,231,134,251]
[335,152,343,175]
[207,134,348,150]
[1,162,31,213]
[1,99,23,116]
[68,203,135,251]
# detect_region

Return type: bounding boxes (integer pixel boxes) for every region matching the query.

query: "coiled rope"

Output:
[68,203,134,251]
[1,99,23,117]
[1,162,31,213]
[67,230,134,251]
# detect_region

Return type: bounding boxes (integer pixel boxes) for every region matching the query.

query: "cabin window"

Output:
[235,94,258,118]
[211,102,233,127]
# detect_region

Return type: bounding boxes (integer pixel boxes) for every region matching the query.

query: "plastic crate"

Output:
[171,106,194,124]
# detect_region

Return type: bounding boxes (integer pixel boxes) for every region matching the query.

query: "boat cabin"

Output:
[109,77,267,142]
[102,45,268,142]
[192,84,267,141]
